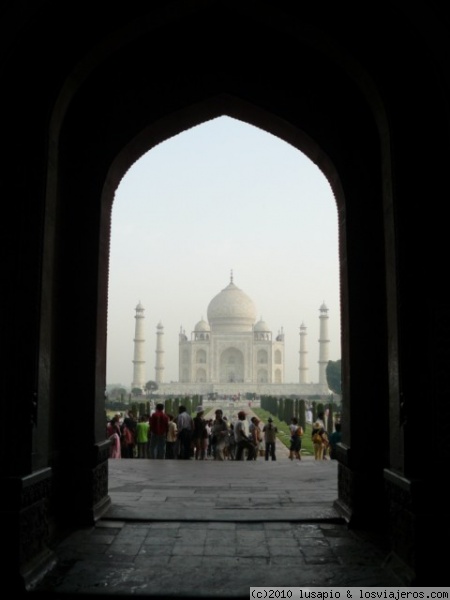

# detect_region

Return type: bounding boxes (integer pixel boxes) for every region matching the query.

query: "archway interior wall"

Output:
[41,12,393,539]
[3,3,450,587]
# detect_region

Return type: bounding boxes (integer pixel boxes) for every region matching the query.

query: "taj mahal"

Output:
[132,273,332,397]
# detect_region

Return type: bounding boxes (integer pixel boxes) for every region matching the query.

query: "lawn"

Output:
[251,407,314,456]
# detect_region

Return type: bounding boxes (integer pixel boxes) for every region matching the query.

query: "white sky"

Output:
[106,116,341,388]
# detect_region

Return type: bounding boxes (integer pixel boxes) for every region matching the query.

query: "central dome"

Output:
[207,276,257,332]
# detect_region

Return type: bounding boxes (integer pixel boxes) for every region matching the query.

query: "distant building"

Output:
[133,273,331,397]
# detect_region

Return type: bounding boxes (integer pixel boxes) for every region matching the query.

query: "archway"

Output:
[219,347,245,383]
[41,9,391,541]
[5,2,450,588]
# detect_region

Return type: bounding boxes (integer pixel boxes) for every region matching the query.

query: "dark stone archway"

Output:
[2,1,449,589]
[43,30,391,578]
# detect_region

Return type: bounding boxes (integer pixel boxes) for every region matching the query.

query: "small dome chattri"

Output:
[254,319,270,332]
[194,318,210,332]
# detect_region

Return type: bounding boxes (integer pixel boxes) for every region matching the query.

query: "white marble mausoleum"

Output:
[132,273,332,397]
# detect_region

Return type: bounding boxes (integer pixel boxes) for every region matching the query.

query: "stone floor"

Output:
[30,457,403,599]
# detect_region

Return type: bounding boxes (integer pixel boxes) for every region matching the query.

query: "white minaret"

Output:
[318,302,330,385]
[131,302,146,390]
[155,321,165,384]
[299,322,310,383]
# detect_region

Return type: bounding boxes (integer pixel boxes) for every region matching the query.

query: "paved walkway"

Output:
[32,457,403,598]
[105,457,339,522]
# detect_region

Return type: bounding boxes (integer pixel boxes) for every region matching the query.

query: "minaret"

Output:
[299,322,310,383]
[318,302,330,385]
[155,321,165,385]
[131,302,146,390]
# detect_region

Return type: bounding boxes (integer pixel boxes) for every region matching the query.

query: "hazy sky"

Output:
[106,116,341,388]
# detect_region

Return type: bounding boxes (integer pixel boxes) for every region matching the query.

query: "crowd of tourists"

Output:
[106,405,341,461]
[107,405,277,461]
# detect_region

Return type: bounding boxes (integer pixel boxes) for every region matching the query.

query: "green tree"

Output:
[131,387,142,397]
[138,402,149,417]
[299,399,306,430]
[284,397,294,424]
[165,398,173,416]
[144,381,158,396]
[326,360,341,394]
[108,387,127,400]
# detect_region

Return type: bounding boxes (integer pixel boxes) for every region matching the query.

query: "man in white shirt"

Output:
[262,417,278,461]
[234,411,255,460]
[175,405,193,459]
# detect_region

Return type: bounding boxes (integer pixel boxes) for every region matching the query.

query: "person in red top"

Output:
[149,403,169,459]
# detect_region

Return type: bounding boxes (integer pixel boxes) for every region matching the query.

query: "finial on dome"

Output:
[230,269,234,284]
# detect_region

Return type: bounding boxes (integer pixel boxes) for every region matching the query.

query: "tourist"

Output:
[206,419,213,457]
[135,414,149,458]
[316,410,329,459]
[249,416,263,460]
[316,411,325,429]
[106,414,122,459]
[192,406,208,460]
[235,411,255,460]
[122,410,137,458]
[289,417,303,461]
[107,413,122,436]
[175,405,193,460]
[328,422,342,460]
[165,414,178,459]
[149,403,169,459]
[211,409,229,461]
[311,420,328,460]
[262,417,278,461]
[227,422,236,460]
